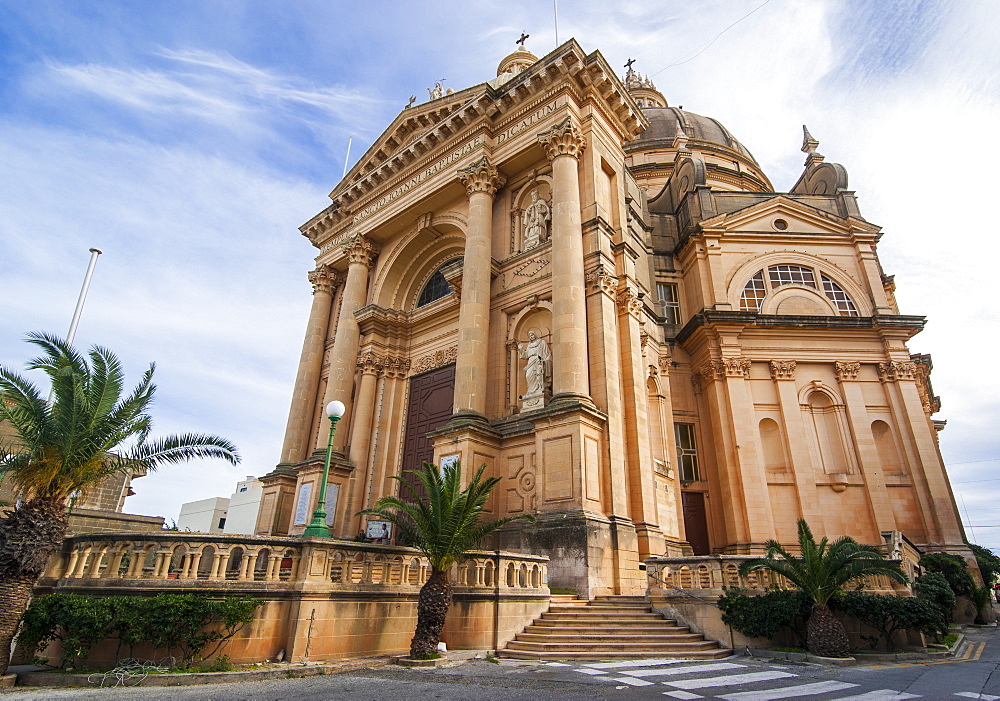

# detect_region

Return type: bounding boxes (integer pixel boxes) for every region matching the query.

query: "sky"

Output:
[0,0,997,551]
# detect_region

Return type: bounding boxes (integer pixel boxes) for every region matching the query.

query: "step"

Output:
[498,648,734,661]
[515,633,708,644]
[540,612,666,622]
[525,623,689,634]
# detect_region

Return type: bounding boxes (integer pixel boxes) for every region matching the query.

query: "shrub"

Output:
[17,593,262,669]
[971,585,993,625]
[718,588,810,646]
[919,553,975,598]
[834,592,940,652]
[913,572,955,636]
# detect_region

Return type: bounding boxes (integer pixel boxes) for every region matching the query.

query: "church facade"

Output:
[255,40,968,596]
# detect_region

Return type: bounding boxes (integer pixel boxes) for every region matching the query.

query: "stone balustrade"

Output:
[44,532,548,595]
[644,554,907,598]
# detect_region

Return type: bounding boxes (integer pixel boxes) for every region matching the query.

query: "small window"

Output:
[768,265,816,289]
[218,517,226,529]
[417,258,461,307]
[239,487,248,492]
[821,275,860,316]
[656,283,680,324]
[674,423,700,483]
[740,271,767,312]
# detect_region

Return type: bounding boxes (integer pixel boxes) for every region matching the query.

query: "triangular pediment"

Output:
[700,195,880,239]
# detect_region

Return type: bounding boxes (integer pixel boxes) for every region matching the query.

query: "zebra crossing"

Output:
[543,658,921,699]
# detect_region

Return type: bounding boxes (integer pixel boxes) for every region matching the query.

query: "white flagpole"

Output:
[343,137,353,178]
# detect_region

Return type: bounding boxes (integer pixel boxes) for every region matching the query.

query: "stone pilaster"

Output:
[834,360,895,533]
[452,156,505,420]
[344,350,384,536]
[279,265,340,464]
[538,117,591,404]
[318,234,379,452]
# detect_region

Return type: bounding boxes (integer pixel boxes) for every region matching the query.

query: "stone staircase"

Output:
[499,595,732,661]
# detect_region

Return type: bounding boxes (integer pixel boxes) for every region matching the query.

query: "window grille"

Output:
[739,271,767,311]
[674,423,700,483]
[656,282,680,324]
[821,275,860,316]
[768,264,817,288]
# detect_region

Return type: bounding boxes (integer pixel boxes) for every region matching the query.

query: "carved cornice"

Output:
[877,361,917,382]
[411,346,458,376]
[834,361,861,381]
[769,360,797,381]
[307,265,340,295]
[344,234,380,268]
[616,286,643,319]
[457,156,506,197]
[586,263,619,296]
[537,116,586,162]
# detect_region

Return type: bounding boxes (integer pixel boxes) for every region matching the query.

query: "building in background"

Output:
[256,39,968,596]
[177,476,263,535]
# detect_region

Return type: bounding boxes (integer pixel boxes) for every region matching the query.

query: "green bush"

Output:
[17,593,262,669]
[968,543,1000,586]
[919,553,975,598]
[834,592,940,652]
[718,588,810,645]
[913,572,955,636]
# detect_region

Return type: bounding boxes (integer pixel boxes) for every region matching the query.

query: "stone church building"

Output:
[254,40,967,596]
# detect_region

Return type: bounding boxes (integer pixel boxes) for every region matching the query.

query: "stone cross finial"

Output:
[517,32,529,47]
[405,95,416,109]
[625,58,636,71]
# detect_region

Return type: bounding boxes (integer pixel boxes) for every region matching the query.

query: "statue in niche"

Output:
[518,330,551,410]
[522,190,551,250]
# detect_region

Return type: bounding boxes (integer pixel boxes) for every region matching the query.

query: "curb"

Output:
[745,637,960,667]
[15,657,391,688]
[0,674,16,688]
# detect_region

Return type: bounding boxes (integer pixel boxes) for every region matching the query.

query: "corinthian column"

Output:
[538,117,590,403]
[280,265,340,464]
[453,156,505,419]
[318,234,379,452]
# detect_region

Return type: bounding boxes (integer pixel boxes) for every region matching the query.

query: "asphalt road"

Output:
[3,628,998,700]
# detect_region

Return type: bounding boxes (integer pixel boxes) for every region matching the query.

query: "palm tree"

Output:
[0,332,239,673]
[739,519,908,657]
[359,460,534,659]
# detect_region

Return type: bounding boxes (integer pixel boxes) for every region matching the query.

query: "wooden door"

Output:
[400,364,455,501]
[682,491,710,555]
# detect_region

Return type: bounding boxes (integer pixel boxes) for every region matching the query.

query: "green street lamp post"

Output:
[302,400,346,538]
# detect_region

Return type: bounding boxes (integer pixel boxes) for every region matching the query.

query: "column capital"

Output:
[834,360,861,381]
[457,156,506,197]
[381,355,411,379]
[538,116,586,161]
[769,359,797,381]
[586,263,619,296]
[877,360,917,383]
[616,285,643,319]
[307,264,340,295]
[357,350,383,376]
[723,357,752,378]
[343,234,380,268]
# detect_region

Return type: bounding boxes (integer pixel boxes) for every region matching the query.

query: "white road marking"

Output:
[612,676,655,686]
[585,659,691,669]
[663,691,703,699]
[576,668,612,675]
[831,691,921,700]
[665,670,797,689]
[628,663,746,677]
[720,680,858,700]
[955,694,1000,700]
[543,662,570,667]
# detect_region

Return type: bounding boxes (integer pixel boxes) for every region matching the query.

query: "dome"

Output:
[497,46,538,77]
[626,107,758,163]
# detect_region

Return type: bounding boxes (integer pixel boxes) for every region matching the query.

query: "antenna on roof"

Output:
[553,0,559,46]
[343,136,353,178]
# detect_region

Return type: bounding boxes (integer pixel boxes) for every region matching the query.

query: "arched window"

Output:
[822,276,859,316]
[738,264,860,316]
[417,258,461,307]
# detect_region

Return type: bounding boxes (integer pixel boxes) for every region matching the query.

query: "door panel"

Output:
[682,491,710,555]
[400,364,455,502]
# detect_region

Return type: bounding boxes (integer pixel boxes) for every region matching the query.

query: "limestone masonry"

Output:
[255,40,968,597]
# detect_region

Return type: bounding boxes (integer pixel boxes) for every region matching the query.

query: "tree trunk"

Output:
[807,603,851,658]
[410,568,452,658]
[0,498,68,674]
